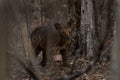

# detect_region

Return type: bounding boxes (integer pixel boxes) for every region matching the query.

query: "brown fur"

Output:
[30,20,74,67]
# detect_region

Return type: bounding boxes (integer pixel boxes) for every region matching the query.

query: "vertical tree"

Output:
[112,0,120,80]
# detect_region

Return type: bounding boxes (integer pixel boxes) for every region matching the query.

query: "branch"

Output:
[56,61,94,80]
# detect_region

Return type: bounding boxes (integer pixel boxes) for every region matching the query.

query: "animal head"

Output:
[54,19,74,47]
[54,19,74,38]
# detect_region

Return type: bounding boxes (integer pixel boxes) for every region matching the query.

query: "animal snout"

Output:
[65,35,70,40]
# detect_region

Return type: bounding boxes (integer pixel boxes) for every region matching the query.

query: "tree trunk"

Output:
[81,0,95,57]
[0,1,8,80]
[112,0,120,80]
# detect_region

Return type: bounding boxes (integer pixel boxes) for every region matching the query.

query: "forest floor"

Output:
[9,51,111,80]
[53,53,111,80]
[61,55,111,80]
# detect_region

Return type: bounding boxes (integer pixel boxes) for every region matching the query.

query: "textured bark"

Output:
[81,0,95,57]
[93,0,109,59]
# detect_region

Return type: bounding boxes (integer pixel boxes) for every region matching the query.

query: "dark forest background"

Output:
[0,0,120,80]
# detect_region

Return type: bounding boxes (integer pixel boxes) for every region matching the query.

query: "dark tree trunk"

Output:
[0,1,8,80]
[112,0,120,80]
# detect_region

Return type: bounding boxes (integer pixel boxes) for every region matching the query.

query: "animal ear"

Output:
[54,23,62,30]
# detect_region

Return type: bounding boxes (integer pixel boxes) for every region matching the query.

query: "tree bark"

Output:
[112,0,120,80]
[0,1,8,80]
[80,0,95,57]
